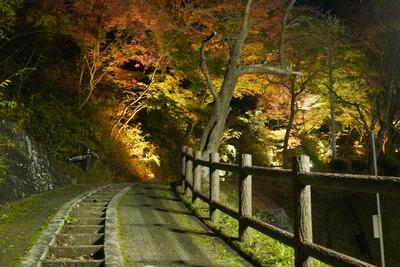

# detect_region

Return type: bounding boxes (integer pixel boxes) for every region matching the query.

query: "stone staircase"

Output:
[41,186,124,267]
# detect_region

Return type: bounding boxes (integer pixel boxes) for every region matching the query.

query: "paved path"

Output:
[118,183,253,267]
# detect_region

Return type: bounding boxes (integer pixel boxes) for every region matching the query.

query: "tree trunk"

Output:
[327,42,337,159]
[199,0,248,155]
[198,0,298,155]
[199,73,239,155]
[283,90,297,168]
[376,81,395,155]
[79,86,93,110]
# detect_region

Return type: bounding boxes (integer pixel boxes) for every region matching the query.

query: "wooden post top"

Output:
[186,147,194,156]
[210,152,220,162]
[293,155,311,173]
[195,151,203,160]
[240,154,252,167]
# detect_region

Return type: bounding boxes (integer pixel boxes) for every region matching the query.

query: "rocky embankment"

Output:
[0,114,66,203]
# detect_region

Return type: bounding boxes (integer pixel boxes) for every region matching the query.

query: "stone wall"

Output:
[0,115,66,203]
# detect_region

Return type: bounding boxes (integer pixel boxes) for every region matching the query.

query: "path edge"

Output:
[20,185,109,267]
[171,182,256,267]
[105,184,132,267]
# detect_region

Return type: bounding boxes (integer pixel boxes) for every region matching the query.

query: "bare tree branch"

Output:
[237,1,301,77]
[111,55,163,136]
[238,63,302,76]
[329,86,370,130]
[0,30,46,52]
[222,36,235,53]
[200,32,218,100]
[116,105,146,138]
[231,0,253,60]
[241,0,253,37]
[295,70,317,96]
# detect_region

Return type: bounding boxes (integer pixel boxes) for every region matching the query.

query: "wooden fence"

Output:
[180,146,400,267]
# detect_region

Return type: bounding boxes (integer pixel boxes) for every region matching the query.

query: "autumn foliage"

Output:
[1,0,399,180]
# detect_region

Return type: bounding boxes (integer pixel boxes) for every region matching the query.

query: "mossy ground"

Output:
[176,185,330,267]
[0,184,97,266]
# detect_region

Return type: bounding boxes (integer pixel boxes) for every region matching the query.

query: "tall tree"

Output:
[281,73,317,168]
[337,0,400,155]
[325,17,342,160]
[199,0,299,155]
[368,2,400,155]
[272,13,324,168]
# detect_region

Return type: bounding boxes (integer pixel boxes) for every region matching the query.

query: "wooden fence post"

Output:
[185,147,194,197]
[193,151,202,205]
[293,155,313,267]
[181,146,187,188]
[210,152,220,224]
[239,153,252,243]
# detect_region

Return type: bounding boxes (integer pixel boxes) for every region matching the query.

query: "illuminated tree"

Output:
[365,2,400,155]
[268,13,323,168]
[325,17,342,160]
[199,0,299,155]
[336,0,400,155]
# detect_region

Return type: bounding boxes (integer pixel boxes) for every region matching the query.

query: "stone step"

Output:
[56,234,104,246]
[88,193,114,197]
[42,259,105,267]
[70,206,106,213]
[62,225,105,234]
[81,199,111,203]
[47,245,104,260]
[85,197,113,200]
[68,211,106,218]
[74,203,108,208]
[84,196,113,199]
[69,218,105,226]
[24,185,128,267]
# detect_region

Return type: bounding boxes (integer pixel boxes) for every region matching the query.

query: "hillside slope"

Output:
[0,114,66,203]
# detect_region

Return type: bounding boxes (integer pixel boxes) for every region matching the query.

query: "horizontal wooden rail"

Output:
[186,181,193,191]
[193,190,209,203]
[298,172,400,195]
[180,146,400,267]
[213,161,239,172]
[242,215,294,247]
[185,154,194,160]
[193,158,210,167]
[242,165,294,182]
[212,201,239,219]
[301,242,375,267]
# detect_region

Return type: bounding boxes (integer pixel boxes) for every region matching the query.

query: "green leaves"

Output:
[0,80,16,110]
[63,215,74,225]
[0,0,22,40]
[0,79,11,88]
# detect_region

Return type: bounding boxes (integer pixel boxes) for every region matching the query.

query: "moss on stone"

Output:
[0,184,96,266]
[116,191,129,267]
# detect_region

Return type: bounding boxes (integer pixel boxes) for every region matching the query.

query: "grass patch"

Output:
[0,184,97,266]
[175,185,330,266]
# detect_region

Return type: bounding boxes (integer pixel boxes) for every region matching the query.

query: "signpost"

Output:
[68,148,99,172]
[370,131,385,267]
